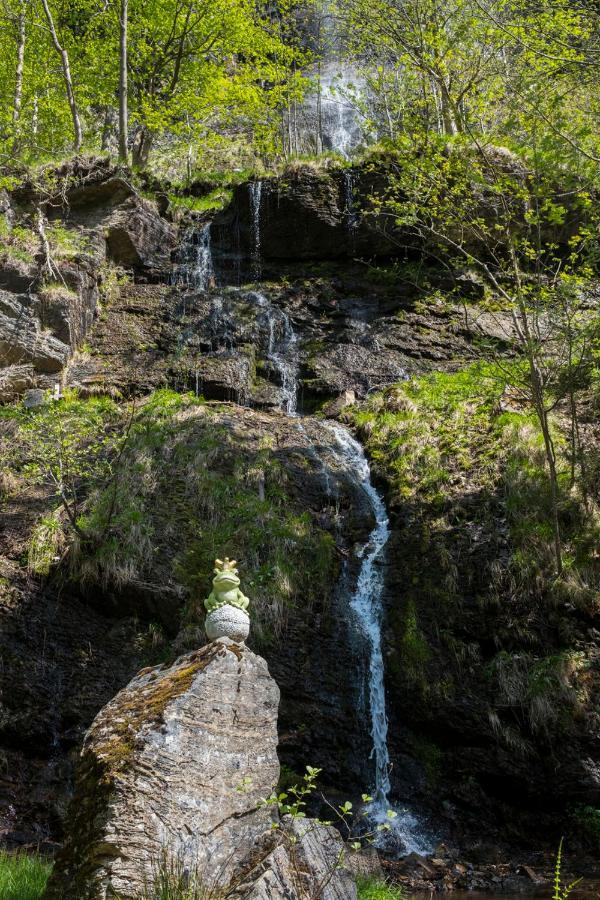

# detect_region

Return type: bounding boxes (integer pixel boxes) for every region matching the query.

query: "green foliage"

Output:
[349,364,598,739]
[0,0,311,168]
[168,188,233,214]
[349,364,599,610]
[28,509,64,575]
[572,806,600,842]
[357,876,405,900]
[259,766,398,845]
[134,850,222,900]
[5,390,122,537]
[0,851,52,900]
[66,392,337,644]
[553,839,581,900]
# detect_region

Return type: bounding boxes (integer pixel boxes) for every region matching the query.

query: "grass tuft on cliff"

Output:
[0,851,52,900]
[1,388,338,648]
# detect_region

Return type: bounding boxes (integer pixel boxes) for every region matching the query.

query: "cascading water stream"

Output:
[326,422,433,855]
[248,290,300,415]
[170,215,431,854]
[249,181,263,280]
[172,222,215,291]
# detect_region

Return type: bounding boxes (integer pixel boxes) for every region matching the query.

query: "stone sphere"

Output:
[205,604,250,643]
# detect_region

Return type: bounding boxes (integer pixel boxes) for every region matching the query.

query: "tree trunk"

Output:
[39,0,82,152]
[101,106,117,152]
[13,1,26,126]
[529,360,563,576]
[131,125,153,168]
[118,0,129,163]
[439,83,459,135]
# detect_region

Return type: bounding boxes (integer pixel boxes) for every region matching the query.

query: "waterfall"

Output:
[326,422,433,855]
[249,181,263,280]
[172,223,215,291]
[247,290,299,415]
[343,169,358,231]
[282,2,364,157]
[169,224,430,857]
[267,310,299,416]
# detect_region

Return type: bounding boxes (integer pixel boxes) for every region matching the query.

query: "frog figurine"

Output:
[204,558,251,643]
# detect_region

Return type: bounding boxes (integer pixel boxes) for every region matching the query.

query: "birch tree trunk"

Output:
[13,1,26,127]
[39,0,83,152]
[118,0,129,163]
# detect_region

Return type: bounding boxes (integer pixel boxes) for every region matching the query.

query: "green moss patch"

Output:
[91,643,223,781]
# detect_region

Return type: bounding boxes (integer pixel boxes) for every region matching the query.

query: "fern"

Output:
[553,839,581,900]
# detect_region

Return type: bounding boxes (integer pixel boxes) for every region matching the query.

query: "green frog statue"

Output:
[204,558,251,643]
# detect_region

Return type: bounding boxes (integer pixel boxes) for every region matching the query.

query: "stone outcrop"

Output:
[0,158,177,400]
[44,638,358,899]
[44,641,281,899]
[104,196,176,273]
[64,277,513,407]
[0,290,70,373]
[242,817,357,900]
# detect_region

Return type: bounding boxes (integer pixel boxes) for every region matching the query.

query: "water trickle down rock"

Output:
[172,222,215,291]
[249,181,263,280]
[326,422,433,856]
[248,291,300,415]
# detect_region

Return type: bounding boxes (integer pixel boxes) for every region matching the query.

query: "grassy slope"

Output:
[0,389,338,650]
[347,364,599,839]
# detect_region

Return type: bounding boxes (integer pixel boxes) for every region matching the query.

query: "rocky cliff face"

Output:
[0,158,176,403]
[0,157,598,861]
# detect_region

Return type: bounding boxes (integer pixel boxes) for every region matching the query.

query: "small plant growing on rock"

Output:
[132,850,225,900]
[259,765,398,847]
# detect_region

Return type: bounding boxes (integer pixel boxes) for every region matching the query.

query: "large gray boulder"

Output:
[44,641,281,899]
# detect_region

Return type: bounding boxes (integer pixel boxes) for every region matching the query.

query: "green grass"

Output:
[73,390,337,644]
[357,875,405,900]
[347,361,598,730]
[1,387,338,647]
[168,188,233,214]
[0,852,52,900]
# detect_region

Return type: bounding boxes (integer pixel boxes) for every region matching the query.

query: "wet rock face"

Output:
[65,276,510,408]
[212,165,397,266]
[44,642,280,899]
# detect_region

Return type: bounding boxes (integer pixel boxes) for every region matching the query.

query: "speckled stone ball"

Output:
[205,604,250,643]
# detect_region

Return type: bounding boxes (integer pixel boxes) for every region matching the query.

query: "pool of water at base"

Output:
[411,885,600,900]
